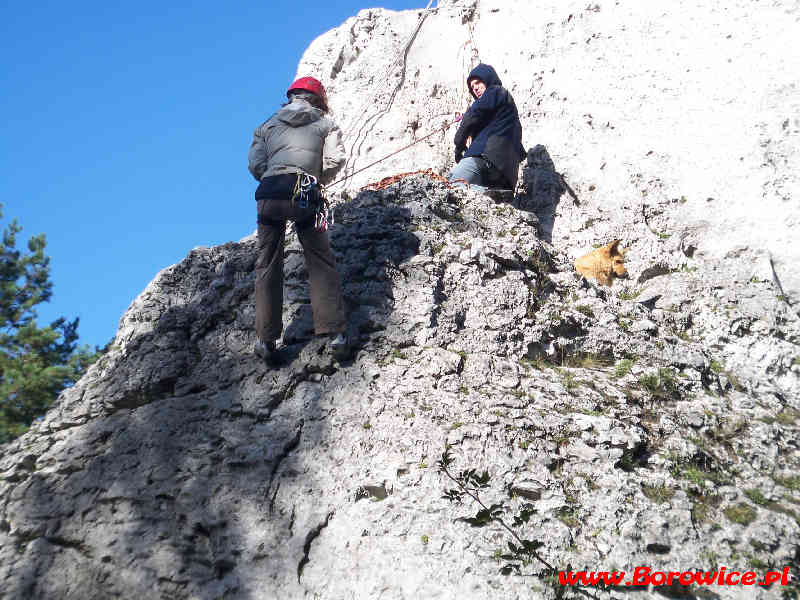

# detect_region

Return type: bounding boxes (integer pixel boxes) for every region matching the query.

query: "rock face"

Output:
[2,2,800,599]
[311,0,800,298]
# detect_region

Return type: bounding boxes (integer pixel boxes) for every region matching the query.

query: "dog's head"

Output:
[574,239,630,286]
[605,239,628,278]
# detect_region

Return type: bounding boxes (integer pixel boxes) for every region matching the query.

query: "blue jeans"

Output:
[449,156,506,192]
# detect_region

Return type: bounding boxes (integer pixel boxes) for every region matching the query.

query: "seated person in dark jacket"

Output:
[449,63,526,193]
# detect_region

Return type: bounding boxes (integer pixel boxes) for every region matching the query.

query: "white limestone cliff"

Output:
[1,2,798,599]
[301,0,800,298]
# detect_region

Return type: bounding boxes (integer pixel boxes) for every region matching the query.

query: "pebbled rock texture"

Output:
[1,177,798,599]
[310,0,800,299]
[2,0,800,598]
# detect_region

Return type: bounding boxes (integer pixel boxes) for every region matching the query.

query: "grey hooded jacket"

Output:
[248,96,346,185]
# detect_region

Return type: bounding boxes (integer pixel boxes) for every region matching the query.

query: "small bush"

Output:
[561,352,612,369]
[557,369,580,390]
[520,356,552,371]
[639,373,660,392]
[639,368,679,398]
[618,288,642,301]
[773,475,800,491]
[692,494,720,524]
[744,489,769,506]
[776,409,799,426]
[615,359,634,378]
[682,466,709,487]
[556,507,581,529]
[642,483,675,504]
[724,503,757,526]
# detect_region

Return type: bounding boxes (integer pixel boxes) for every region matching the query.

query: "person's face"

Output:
[470,78,486,98]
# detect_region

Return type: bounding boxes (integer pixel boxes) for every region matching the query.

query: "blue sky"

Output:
[1,0,426,350]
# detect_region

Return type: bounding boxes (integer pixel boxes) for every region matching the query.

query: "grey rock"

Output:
[4,177,796,600]
[3,2,800,598]
[631,318,658,334]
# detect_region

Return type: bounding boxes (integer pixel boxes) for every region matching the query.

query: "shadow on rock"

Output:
[329,190,419,346]
[276,196,418,368]
[0,195,421,599]
[515,144,568,244]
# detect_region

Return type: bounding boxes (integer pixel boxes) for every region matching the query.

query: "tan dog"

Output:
[574,240,628,286]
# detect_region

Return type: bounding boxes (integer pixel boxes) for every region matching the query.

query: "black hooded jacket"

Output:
[453,63,526,189]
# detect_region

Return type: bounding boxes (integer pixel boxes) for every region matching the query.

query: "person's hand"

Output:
[466,136,472,147]
[455,148,464,163]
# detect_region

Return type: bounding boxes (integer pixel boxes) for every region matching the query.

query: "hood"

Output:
[467,63,502,98]
[275,98,323,127]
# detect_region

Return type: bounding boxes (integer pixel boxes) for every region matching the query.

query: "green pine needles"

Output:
[0,205,101,443]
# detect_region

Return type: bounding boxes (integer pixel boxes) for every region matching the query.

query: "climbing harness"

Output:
[290,173,333,232]
[328,113,462,189]
[291,173,319,209]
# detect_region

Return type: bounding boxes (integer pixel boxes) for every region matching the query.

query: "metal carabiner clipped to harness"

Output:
[292,173,319,209]
[314,192,334,232]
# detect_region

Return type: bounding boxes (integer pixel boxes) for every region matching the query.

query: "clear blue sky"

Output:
[1,0,426,350]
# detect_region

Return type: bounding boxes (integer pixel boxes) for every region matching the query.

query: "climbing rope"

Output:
[461,21,482,105]
[466,22,481,68]
[341,0,437,139]
[360,168,453,191]
[329,2,487,192]
[339,1,440,188]
[326,113,462,189]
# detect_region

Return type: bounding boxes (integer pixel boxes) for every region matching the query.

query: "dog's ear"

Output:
[608,239,622,254]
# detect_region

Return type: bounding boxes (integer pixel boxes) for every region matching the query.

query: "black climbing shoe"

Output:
[483,188,515,203]
[329,333,349,360]
[254,339,278,361]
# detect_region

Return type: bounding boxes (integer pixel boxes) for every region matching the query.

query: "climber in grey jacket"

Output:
[248,81,346,185]
[248,76,349,362]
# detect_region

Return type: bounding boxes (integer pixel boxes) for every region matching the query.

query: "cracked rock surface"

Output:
[3,0,800,598]
[1,176,798,599]
[309,0,800,298]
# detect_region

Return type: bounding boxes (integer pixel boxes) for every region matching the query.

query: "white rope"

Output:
[341,0,436,137]
[338,1,438,187]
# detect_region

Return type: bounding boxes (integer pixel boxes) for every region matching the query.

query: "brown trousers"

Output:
[254,190,346,343]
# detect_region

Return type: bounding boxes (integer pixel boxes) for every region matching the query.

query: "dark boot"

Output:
[483,188,515,203]
[255,339,278,362]
[329,333,349,360]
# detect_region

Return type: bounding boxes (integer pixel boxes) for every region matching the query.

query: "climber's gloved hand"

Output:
[455,147,464,163]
